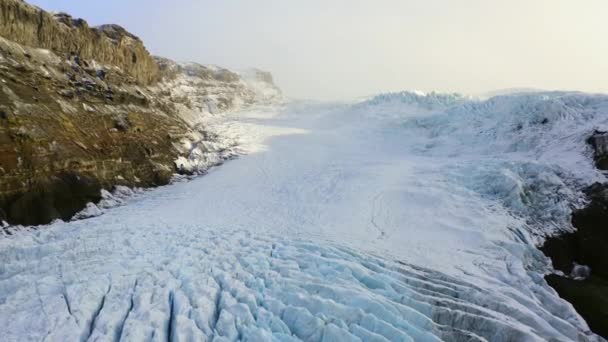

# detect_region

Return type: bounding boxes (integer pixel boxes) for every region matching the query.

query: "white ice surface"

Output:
[1,92,606,341]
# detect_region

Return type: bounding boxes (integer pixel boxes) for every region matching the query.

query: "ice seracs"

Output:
[362,91,608,240]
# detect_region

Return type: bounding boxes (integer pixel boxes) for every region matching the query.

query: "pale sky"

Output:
[28,0,608,100]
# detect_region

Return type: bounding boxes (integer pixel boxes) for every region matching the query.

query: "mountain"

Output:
[0,0,281,225]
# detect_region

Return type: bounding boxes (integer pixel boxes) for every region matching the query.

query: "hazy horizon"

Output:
[27,0,608,100]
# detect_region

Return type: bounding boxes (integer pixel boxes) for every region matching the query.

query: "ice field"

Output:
[2,92,607,341]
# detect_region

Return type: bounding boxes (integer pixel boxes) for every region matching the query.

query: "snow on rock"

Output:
[172,128,239,175]
[71,202,103,220]
[97,189,125,209]
[153,58,283,175]
[70,186,144,222]
[113,185,140,198]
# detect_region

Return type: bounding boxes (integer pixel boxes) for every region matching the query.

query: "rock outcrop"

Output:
[152,59,282,174]
[587,129,608,170]
[541,135,608,338]
[541,183,608,338]
[154,59,258,124]
[0,0,281,225]
[0,0,158,84]
[0,35,185,225]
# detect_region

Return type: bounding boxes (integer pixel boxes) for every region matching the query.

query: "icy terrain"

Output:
[1,92,608,341]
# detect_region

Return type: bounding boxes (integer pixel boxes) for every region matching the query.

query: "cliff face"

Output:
[0,0,158,85]
[155,59,262,124]
[0,36,185,225]
[152,59,282,174]
[0,0,281,225]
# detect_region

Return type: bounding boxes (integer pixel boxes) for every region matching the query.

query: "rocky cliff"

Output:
[0,0,281,225]
[0,0,158,85]
[541,131,608,338]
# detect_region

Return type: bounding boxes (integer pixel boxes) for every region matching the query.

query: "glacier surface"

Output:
[1,91,607,341]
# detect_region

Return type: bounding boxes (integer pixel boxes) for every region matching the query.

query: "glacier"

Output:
[1,91,607,341]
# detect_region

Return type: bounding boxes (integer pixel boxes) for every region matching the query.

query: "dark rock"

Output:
[58,89,75,98]
[0,110,7,119]
[83,79,96,91]
[541,234,577,274]
[546,275,608,338]
[570,191,608,280]
[14,64,27,72]
[584,182,608,202]
[97,24,141,42]
[114,115,131,131]
[541,182,608,339]
[7,172,102,226]
[152,166,173,186]
[542,183,608,278]
[96,69,106,80]
[587,130,608,170]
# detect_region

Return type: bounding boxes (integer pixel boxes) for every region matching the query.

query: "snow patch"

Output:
[72,203,103,220]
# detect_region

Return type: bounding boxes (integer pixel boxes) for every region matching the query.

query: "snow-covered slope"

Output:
[151,59,283,175]
[0,92,605,341]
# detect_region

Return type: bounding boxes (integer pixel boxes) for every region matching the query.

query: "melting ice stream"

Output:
[2,92,608,341]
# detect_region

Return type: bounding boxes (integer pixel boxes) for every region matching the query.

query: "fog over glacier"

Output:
[27,0,608,100]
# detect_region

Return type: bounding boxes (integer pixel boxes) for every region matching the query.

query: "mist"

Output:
[28,0,608,100]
